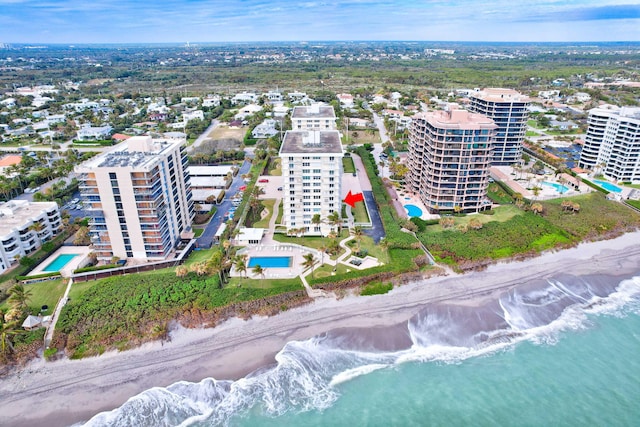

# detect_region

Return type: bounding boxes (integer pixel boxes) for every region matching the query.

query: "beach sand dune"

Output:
[2,232,640,427]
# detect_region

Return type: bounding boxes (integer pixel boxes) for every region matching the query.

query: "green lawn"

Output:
[183,247,217,267]
[275,200,284,225]
[0,278,67,317]
[342,157,356,173]
[345,130,380,145]
[253,199,276,228]
[226,277,302,289]
[525,130,541,137]
[193,228,204,238]
[487,182,516,204]
[352,200,370,223]
[313,263,352,278]
[269,158,282,176]
[527,120,544,129]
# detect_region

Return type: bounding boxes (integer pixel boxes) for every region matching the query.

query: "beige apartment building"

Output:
[407,108,496,213]
[76,136,194,261]
[279,130,343,236]
[468,88,530,165]
[291,104,337,130]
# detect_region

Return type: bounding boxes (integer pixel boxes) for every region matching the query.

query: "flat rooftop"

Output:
[414,109,497,130]
[471,88,530,103]
[188,165,235,176]
[291,105,336,119]
[0,200,58,237]
[280,130,343,154]
[77,136,182,171]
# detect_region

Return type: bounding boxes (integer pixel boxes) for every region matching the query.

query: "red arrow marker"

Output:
[344,190,364,208]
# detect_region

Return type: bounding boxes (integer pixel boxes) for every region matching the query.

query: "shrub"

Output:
[361,282,393,296]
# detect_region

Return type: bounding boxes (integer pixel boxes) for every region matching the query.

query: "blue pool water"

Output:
[404,204,423,217]
[542,181,569,193]
[248,256,292,268]
[593,180,622,193]
[43,254,78,272]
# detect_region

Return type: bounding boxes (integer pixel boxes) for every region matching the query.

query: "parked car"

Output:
[277,186,283,191]
[258,178,269,183]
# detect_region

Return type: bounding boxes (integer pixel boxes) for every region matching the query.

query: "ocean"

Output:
[83,272,640,426]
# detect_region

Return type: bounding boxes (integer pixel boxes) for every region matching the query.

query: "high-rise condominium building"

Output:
[468,88,530,165]
[279,130,343,236]
[578,105,640,182]
[291,104,337,130]
[407,108,496,213]
[76,136,193,261]
[0,200,61,274]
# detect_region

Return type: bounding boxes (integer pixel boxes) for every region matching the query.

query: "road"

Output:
[195,160,251,248]
[187,119,220,153]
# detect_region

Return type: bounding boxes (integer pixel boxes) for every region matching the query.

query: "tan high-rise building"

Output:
[468,88,530,165]
[407,108,496,213]
[76,136,194,261]
[279,130,343,236]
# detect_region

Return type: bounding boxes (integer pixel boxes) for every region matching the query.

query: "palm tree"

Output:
[327,211,342,235]
[234,254,248,278]
[318,243,328,266]
[0,314,21,355]
[252,264,265,280]
[8,284,32,314]
[175,265,189,278]
[207,250,225,287]
[311,213,322,234]
[531,203,544,215]
[352,225,364,254]
[302,253,317,279]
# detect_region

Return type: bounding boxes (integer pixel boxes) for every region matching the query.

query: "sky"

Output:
[0,0,639,44]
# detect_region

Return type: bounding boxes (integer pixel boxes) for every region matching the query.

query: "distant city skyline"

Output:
[0,0,639,44]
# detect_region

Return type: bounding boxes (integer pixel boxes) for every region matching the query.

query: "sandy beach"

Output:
[2,231,640,427]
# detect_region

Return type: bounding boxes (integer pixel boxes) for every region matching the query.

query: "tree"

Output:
[318,243,328,266]
[302,253,317,279]
[234,255,247,278]
[8,284,32,314]
[352,225,364,254]
[0,314,21,355]
[514,193,525,208]
[74,226,90,245]
[531,203,544,215]
[190,262,208,277]
[311,214,322,233]
[252,264,265,280]
[207,250,226,287]
[469,218,483,230]
[327,211,342,234]
[175,265,189,278]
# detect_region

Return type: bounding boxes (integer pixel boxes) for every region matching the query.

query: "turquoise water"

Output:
[84,274,640,427]
[235,311,640,427]
[542,181,569,193]
[43,254,78,272]
[404,204,423,217]
[248,256,292,268]
[594,180,623,193]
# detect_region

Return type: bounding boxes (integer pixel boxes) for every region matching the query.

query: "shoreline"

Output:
[2,231,640,427]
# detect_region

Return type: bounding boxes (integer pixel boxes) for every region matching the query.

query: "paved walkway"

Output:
[44,277,73,348]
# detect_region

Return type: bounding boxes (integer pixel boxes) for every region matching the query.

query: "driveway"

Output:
[195,160,251,248]
[362,191,385,243]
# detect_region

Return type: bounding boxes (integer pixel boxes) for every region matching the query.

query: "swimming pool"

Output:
[542,181,569,193]
[43,254,79,272]
[404,197,411,201]
[404,204,423,217]
[248,256,292,268]
[593,180,622,193]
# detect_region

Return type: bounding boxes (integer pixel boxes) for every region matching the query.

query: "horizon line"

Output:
[3,40,640,46]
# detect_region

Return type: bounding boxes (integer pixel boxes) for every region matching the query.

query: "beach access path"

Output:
[3,232,640,427]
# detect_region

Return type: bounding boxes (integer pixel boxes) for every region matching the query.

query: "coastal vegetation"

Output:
[419,193,640,271]
[53,270,307,359]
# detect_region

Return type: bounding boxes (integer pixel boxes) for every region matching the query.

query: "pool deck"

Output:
[492,166,594,201]
[29,246,92,278]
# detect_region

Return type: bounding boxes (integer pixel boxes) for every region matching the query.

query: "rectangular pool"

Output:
[43,254,79,272]
[593,180,622,193]
[248,256,292,268]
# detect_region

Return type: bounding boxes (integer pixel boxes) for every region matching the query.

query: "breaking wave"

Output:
[82,273,640,427]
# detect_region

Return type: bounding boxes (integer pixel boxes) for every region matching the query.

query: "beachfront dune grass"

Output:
[419,192,640,270]
[55,270,306,359]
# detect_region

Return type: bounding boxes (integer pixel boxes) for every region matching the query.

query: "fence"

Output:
[72,239,197,283]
